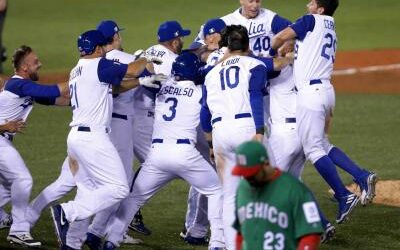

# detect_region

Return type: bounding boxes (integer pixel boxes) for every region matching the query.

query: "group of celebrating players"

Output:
[0,0,377,249]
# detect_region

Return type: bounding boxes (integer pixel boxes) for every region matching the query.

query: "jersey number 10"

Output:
[219,66,240,90]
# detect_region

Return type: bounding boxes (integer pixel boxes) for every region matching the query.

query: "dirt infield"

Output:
[329,180,400,208]
[34,48,400,94]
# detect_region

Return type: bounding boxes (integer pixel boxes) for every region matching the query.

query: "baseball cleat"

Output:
[356,172,378,206]
[179,224,187,239]
[50,204,69,247]
[85,232,102,250]
[103,241,116,250]
[7,233,41,248]
[321,222,336,243]
[335,193,359,224]
[184,234,209,245]
[128,214,152,236]
[0,213,12,229]
[122,233,143,245]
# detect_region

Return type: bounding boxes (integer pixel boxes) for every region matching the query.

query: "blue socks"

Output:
[328,147,367,180]
[314,156,349,197]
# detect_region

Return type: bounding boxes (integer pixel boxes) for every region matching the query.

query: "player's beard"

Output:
[29,72,39,81]
[176,41,183,54]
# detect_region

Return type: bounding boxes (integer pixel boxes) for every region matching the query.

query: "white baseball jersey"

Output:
[68,57,127,128]
[268,66,297,125]
[222,8,290,57]
[205,47,227,67]
[132,44,178,110]
[152,78,202,142]
[106,49,135,116]
[292,14,337,88]
[0,76,33,125]
[0,75,60,137]
[204,55,266,127]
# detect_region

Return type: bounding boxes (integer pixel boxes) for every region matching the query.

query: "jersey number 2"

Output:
[321,33,336,62]
[69,82,79,110]
[162,97,178,121]
[219,66,239,90]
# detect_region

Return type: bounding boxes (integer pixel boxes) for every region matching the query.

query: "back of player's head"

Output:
[171,52,201,82]
[96,20,124,44]
[12,45,32,70]
[77,30,107,56]
[226,25,249,52]
[316,0,339,16]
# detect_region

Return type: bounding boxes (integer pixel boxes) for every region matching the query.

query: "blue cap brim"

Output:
[180,29,191,37]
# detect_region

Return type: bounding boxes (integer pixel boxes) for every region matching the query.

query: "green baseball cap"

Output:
[232,140,268,177]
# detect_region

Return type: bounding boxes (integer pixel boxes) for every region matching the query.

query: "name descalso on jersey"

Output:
[292,14,337,89]
[152,78,202,142]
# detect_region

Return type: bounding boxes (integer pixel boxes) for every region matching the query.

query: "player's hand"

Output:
[133,49,144,61]
[138,74,168,88]
[3,119,26,133]
[141,52,163,65]
[285,51,295,64]
[58,82,71,98]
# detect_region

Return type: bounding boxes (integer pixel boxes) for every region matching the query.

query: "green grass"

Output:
[2,0,400,74]
[1,94,399,249]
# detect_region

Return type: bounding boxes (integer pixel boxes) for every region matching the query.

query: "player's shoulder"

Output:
[106,49,135,64]
[221,8,242,24]
[258,8,277,19]
[278,172,311,191]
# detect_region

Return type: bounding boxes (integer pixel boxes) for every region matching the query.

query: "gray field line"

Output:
[333,63,400,76]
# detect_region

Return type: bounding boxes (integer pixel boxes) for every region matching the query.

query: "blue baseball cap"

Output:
[77,30,107,56]
[96,20,124,40]
[203,18,226,37]
[157,21,191,42]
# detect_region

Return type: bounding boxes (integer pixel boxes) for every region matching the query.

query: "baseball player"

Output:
[200,25,271,250]
[0,45,69,247]
[102,53,225,250]
[232,140,324,250]
[270,0,377,224]
[180,18,227,245]
[49,29,163,248]
[127,20,192,235]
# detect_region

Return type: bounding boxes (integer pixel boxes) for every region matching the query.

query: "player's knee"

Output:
[321,137,334,153]
[15,175,33,191]
[304,145,327,164]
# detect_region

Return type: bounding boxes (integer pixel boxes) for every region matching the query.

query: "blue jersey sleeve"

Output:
[254,57,274,74]
[5,78,60,98]
[200,85,212,133]
[249,64,267,130]
[290,15,316,41]
[98,57,128,86]
[271,14,292,34]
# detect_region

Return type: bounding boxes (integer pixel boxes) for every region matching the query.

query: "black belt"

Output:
[152,138,191,144]
[285,118,296,123]
[0,133,13,141]
[77,126,110,133]
[211,112,252,125]
[310,79,322,85]
[112,113,128,120]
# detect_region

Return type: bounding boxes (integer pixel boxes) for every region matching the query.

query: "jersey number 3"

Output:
[162,97,178,121]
